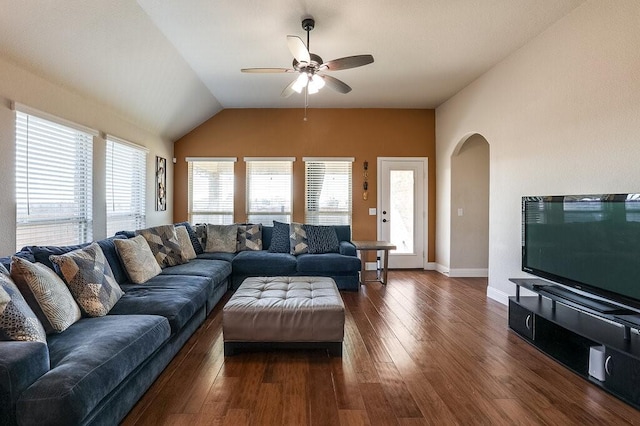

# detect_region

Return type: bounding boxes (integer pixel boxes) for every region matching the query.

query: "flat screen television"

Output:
[522,194,640,312]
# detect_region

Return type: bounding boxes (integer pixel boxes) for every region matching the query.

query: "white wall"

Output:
[436,1,640,303]
[0,56,174,256]
[449,134,489,276]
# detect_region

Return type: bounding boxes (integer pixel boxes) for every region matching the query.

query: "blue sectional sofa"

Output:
[0,223,360,426]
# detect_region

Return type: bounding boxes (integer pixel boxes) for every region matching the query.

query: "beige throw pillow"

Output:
[205,224,239,253]
[176,226,197,260]
[10,256,81,333]
[114,235,162,284]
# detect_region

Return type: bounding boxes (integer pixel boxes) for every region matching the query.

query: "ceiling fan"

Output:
[241,18,374,97]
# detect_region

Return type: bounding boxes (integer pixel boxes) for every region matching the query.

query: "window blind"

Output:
[305,159,353,225]
[188,159,235,224]
[106,137,147,236]
[245,159,293,225]
[15,111,93,249]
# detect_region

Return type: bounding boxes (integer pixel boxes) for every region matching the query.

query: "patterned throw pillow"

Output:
[50,243,124,317]
[304,225,340,254]
[10,257,81,334]
[114,235,162,284]
[289,222,309,255]
[0,273,46,343]
[136,225,187,268]
[174,222,204,255]
[268,221,291,253]
[176,226,197,260]
[205,224,239,253]
[237,224,262,251]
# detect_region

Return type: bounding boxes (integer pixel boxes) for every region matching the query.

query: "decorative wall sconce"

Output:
[363,161,368,200]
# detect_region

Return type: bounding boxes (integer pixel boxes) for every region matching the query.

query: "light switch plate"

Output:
[369,208,377,215]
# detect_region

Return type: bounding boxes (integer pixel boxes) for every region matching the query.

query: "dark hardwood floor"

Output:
[122,271,640,425]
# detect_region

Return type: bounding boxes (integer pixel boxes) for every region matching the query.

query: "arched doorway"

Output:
[449,134,490,277]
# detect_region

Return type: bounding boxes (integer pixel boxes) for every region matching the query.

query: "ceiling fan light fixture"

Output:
[292,73,308,93]
[311,74,325,90]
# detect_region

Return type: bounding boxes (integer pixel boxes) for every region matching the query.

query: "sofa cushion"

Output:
[50,243,124,317]
[161,259,231,284]
[176,226,197,260]
[174,221,204,254]
[96,235,129,284]
[110,275,210,333]
[17,315,170,426]
[10,257,81,334]
[196,252,237,262]
[304,225,340,254]
[205,224,238,253]
[268,221,290,253]
[0,274,46,343]
[297,253,362,274]
[232,250,298,276]
[30,243,89,271]
[114,235,162,284]
[237,224,262,251]
[289,222,309,255]
[136,225,187,268]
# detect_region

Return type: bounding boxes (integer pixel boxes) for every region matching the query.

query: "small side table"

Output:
[352,241,397,285]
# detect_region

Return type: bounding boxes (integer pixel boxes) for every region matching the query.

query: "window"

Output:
[304,158,353,225]
[187,158,235,224]
[245,158,294,225]
[15,106,95,249]
[106,136,147,236]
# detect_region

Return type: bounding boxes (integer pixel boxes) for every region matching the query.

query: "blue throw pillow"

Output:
[304,225,340,254]
[268,221,291,253]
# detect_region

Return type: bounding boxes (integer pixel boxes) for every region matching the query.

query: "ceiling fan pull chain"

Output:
[304,86,309,121]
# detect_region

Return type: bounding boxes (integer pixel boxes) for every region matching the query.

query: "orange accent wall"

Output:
[173,108,436,262]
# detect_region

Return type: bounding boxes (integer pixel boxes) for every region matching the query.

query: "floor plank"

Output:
[122,271,639,425]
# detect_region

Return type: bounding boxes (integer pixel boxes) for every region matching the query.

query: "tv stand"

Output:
[509,278,640,410]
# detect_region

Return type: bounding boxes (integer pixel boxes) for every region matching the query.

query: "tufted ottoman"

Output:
[223,276,345,356]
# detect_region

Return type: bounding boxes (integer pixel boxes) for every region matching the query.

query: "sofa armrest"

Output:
[0,342,49,426]
[339,241,357,257]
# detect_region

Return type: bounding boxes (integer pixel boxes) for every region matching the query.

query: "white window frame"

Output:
[106,135,148,236]
[304,157,354,226]
[245,157,295,225]
[187,157,236,224]
[13,103,96,249]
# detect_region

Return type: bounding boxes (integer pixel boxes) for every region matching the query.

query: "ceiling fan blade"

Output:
[287,35,310,64]
[241,68,294,73]
[321,75,352,94]
[322,54,374,71]
[281,79,298,98]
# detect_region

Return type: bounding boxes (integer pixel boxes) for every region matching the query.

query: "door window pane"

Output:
[390,170,414,253]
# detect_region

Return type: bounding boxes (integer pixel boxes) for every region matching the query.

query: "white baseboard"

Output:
[448,268,488,278]
[365,262,377,271]
[486,286,509,306]
[435,263,449,276]
[425,262,437,270]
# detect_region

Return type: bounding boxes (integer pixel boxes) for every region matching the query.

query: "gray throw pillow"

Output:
[0,273,47,343]
[237,224,262,251]
[205,224,239,253]
[304,225,340,254]
[114,235,162,284]
[289,222,309,255]
[50,243,124,317]
[10,257,81,334]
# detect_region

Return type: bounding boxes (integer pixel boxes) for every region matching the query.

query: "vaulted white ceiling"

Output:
[0,0,584,140]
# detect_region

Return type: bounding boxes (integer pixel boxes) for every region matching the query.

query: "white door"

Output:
[378,158,427,269]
